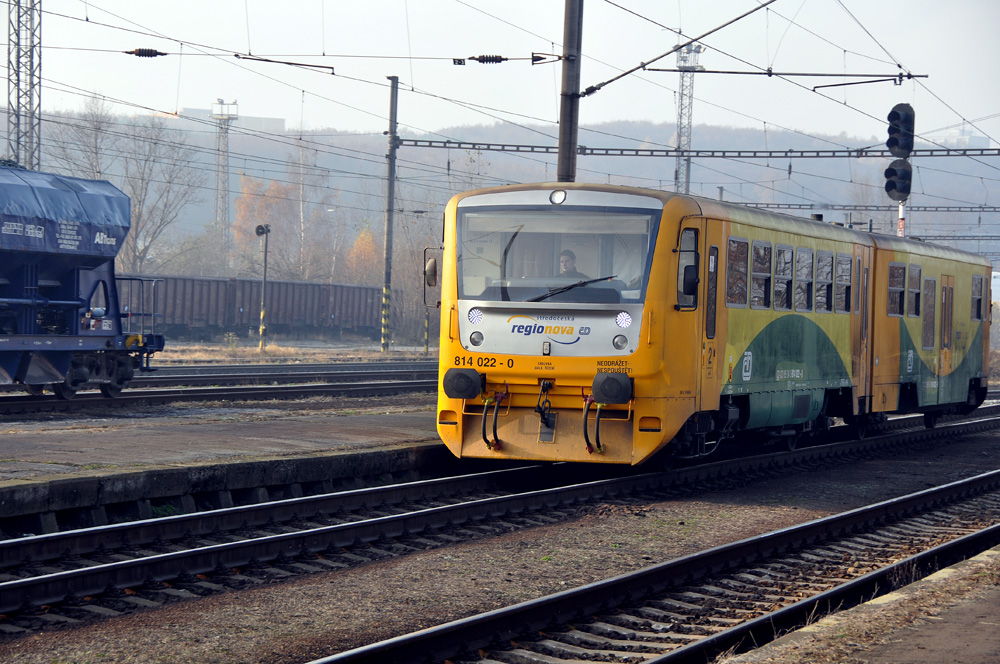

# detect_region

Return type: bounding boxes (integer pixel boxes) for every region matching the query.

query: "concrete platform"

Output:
[0,406,457,534]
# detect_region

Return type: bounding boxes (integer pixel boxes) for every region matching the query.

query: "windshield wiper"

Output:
[528,275,618,302]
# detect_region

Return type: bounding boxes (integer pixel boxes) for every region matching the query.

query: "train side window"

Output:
[835,253,852,313]
[773,245,793,311]
[972,274,984,321]
[750,241,771,309]
[725,236,748,308]
[941,284,954,349]
[922,278,936,350]
[706,246,718,339]
[794,248,813,312]
[676,228,699,309]
[907,265,921,317]
[815,251,833,313]
[887,263,905,316]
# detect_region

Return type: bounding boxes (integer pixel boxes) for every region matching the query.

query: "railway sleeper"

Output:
[549,628,679,653]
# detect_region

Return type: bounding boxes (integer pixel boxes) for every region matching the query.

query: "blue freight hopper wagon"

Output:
[0,166,164,398]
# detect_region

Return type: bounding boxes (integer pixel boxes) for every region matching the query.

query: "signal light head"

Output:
[886,102,916,159]
[884,158,913,202]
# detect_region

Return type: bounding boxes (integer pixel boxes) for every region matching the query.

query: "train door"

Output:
[854,247,873,416]
[939,274,955,400]
[698,219,724,412]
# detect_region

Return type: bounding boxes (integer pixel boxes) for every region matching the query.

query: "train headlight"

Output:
[615,311,632,328]
[468,308,483,324]
[470,331,484,346]
[613,335,629,350]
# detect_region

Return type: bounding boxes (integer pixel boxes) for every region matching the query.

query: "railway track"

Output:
[0,362,438,414]
[317,460,1000,664]
[2,412,999,641]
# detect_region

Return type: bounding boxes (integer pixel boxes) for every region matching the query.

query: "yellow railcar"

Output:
[433,183,990,465]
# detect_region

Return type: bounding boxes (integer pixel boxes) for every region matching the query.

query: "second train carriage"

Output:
[434,183,991,466]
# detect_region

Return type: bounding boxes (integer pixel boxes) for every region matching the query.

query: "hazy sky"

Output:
[39,0,1000,146]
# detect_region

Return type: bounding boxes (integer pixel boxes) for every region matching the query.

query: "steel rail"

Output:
[126,367,438,388]
[0,378,437,413]
[0,466,545,569]
[0,361,438,393]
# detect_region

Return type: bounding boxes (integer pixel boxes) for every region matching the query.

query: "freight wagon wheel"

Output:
[23,384,44,396]
[52,384,78,400]
[99,384,123,398]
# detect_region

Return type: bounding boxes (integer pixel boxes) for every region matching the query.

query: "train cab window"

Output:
[773,245,793,311]
[676,228,699,309]
[794,248,813,312]
[835,254,852,313]
[907,265,921,317]
[750,241,771,309]
[972,274,984,321]
[706,246,718,338]
[725,237,749,308]
[922,278,936,350]
[454,206,657,304]
[887,263,906,316]
[815,251,833,313]
[942,284,954,349]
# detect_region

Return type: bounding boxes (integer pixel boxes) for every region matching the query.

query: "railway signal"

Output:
[886,103,915,159]
[884,159,912,202]
[885,103,916,235]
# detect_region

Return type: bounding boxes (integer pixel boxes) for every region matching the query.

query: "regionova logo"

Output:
[506,314,584,345]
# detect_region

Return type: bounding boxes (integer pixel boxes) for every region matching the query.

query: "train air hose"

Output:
[582,394,606,454]
[535,381,553,428]
[481,385,508,451]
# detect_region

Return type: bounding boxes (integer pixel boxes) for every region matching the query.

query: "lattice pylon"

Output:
[7,0,42,170]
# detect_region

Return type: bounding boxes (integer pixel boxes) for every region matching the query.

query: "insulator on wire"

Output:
[470,55,507,64]
[125,48,168,58]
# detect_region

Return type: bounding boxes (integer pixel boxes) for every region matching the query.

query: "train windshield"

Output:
[456,206,657,304]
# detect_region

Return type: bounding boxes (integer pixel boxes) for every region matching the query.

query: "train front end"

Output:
[436,183,695,465]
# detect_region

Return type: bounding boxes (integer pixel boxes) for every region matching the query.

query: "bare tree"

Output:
[46,97,121,179]
[46,104,205,274]
[232,168,340,282]
[117,116,205,273]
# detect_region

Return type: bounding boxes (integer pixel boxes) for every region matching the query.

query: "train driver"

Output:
[558,249,589,280]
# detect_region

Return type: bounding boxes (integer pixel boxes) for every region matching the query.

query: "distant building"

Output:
[172,108,286,134]
[935,128,991,149]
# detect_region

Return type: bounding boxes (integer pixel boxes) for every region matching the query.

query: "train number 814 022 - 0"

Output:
[454,356,513,368]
